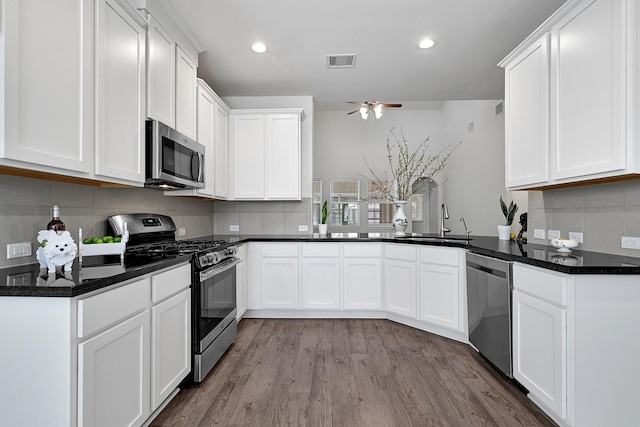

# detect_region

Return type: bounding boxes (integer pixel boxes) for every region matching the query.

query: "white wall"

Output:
[314,101,514,236]
[440,100,527,236]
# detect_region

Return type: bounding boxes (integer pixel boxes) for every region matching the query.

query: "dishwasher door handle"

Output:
[466,262,507,279]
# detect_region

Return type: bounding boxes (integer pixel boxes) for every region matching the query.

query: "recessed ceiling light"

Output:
[251,42,267,53]
[418,39,436,49]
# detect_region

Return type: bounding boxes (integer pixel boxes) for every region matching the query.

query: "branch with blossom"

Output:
[363,127,461,201]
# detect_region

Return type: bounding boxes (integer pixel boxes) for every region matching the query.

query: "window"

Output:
[367,180,394,225]
[329,179,360,226]
[312,180,322,225]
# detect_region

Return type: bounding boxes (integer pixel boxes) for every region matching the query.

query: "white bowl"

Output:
[550,238,579,252]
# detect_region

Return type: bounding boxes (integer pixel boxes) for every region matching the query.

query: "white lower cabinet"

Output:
[78,311,151,427]
[260,243,300,309]
[513,288,566,418]
[417,247,463,331]
[384,244,417,318]
[236,244,247,319]
[302,243,340,309]
[150,289,191,410]
[342,243,382,310]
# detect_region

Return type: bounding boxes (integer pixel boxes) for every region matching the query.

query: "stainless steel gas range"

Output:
[108,213,238,383]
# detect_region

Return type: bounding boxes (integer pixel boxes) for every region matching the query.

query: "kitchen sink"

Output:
[397,235,471,244]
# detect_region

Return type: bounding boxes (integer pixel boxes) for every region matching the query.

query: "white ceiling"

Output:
[169,0,566,109]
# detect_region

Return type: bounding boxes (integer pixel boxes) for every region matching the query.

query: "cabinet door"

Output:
[236,259,247,318]
[233,114,265,199]
[94,0,146,184]
[175,46,197,140]
[195,82,215,197]
[504,34,549,189]
[418,263,459,330]
[146,14,175,128]
[513,289,567,419]
[213,102,229,198]
[343,258,382,310]
[261,258,299,309]
[302,258,340,309]
[78,311,151,427]
[384,259,417,318]
[2,0,92,173]
[550,0,626,180]
[151,289,191,411]
[266,114,301,199]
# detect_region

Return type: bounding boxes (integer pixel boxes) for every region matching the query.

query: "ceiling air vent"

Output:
[327,54,357,68]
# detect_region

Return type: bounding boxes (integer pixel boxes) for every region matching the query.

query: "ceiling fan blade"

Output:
[380,103,402,108]
[347,109,359,115]
[346,101,366,106]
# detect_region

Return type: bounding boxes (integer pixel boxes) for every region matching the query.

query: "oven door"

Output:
[195,258,238,353]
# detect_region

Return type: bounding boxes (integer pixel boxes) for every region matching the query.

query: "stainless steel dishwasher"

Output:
[466,252,513,378]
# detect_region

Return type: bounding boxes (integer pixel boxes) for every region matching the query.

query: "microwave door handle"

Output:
[198,152,204,182]
[190,152,200,182]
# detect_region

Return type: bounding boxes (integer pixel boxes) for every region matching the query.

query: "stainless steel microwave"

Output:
[145,119,205,190]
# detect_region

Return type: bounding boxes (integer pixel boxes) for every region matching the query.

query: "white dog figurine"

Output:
[36,229,78,273]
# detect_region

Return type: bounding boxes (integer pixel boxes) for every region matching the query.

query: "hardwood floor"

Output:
[151,319,556,427]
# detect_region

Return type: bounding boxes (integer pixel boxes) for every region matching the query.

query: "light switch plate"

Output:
[547,230,561,240]
[298,225,309,232]
[7,242,32,259]
[621,236,640,250]
[229,225,240,232]
[533,229,545,239]
[178,228,186,236]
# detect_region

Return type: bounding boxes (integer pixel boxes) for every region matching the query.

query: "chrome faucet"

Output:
[460,217,472,239]
[440,202,451,237]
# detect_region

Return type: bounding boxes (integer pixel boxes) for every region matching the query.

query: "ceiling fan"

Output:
[347,101,402,119]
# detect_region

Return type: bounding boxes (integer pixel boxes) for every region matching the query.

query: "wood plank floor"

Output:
[150,319,556,427]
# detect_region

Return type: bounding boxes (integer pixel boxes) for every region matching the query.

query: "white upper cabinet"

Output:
[141,1,199,137]
[95,0,147,184]
[146,14,175,128]
[213,101,230,199]
[503,35,550,188]
[231,109,303,200]
[500,0,636,190]
[0,0,94,174]
[175,46,198,140]
[549,0,626,180]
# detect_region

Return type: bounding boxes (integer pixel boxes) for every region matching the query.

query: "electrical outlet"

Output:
[569,232,583,244]
[298,225,309,232]
[7,272,32,286]
[7,242,32,259]
[547,230,561,240]
[534,229,545,239]
[621,236,640,250]
[229,225,240,232]
[178,228,186,237]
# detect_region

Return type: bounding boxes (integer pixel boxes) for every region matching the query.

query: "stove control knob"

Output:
[226,246,237,257]
[210,252,221,264]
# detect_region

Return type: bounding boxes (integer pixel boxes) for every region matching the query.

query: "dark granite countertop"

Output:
[3,233,639,298]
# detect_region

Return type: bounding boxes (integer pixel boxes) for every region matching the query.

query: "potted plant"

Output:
[318,200,330,235]
[498,196,518,240]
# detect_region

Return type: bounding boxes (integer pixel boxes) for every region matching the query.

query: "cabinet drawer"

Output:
[152,263,191,303]
[420,247,459,266]
[261,243,299,257]
[78,278,151,338]
[513,263,567,306]
[385,244,417,261]
[302,243,340,257]
[343,243,381,258]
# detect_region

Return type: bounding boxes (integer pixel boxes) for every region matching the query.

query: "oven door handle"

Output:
[199,258,240,282]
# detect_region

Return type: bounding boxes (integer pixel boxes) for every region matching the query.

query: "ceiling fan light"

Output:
[418,39,436,49]
[374,110,382,119]
[251,42,267,53]
[360,107,368,119]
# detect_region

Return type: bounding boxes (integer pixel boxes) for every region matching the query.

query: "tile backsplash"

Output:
[0,174,214,268]
[213,199,312,235]
[528,180,640,257]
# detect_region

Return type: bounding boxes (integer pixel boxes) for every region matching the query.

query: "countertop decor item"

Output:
[551,237,579,252]
[36,229,77,273]
[392,201,409,237]
[498,196,518,240]
[318,200,331,235]
[364,127,460,202]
